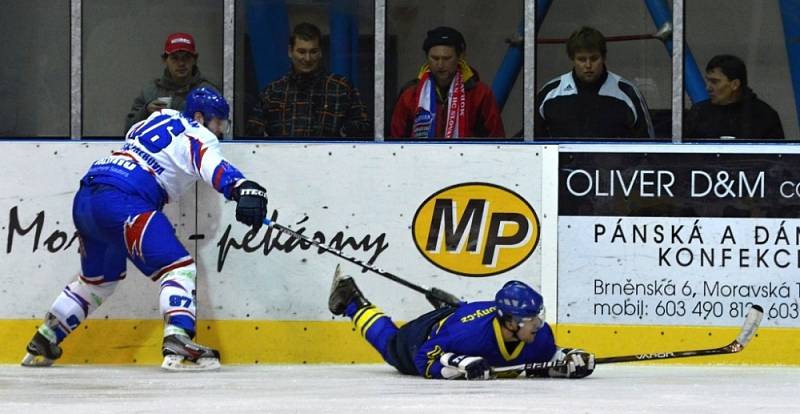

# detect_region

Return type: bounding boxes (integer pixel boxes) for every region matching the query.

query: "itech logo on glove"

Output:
[412,182,540,277]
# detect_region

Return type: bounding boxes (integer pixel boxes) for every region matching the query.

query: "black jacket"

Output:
[535,70,654,139]
[684,88,784,139]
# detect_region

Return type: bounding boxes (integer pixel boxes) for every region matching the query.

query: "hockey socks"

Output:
[352,305,398,359]
[157,264,220,371]
[45,277,119,343]
[159,264,198,337]
[343,301,360,318]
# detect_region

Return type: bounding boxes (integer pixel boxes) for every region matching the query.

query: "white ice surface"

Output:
[0,364,798,413]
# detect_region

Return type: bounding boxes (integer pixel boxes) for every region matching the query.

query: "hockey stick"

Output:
[492,304,763,374]
[262,217,461,308]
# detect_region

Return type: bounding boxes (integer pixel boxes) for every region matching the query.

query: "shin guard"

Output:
[159,264,197,338]
[46,276,119,342]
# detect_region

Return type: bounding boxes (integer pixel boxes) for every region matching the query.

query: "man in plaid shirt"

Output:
[248,22,372,138]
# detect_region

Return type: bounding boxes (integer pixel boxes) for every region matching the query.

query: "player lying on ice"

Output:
[21,87,268,371]
[329,267,595,380]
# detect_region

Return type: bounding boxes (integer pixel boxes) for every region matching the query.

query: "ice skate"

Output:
[328,264,370,315]
[161,334,220,371]
[21,331,62,367]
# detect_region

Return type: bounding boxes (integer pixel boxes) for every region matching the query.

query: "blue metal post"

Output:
[330,0,353,81]
[537,0,554,23]
[779,0,800,131]
[349,8,360,88]
[491,0,554,109]
[644,0,709,103]
[246,0,290,91]
[491,20,524,109]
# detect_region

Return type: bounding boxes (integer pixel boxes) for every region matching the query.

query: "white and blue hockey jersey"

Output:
[84,109,245,208]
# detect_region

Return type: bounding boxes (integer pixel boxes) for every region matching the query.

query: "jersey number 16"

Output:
[135,114,186,153]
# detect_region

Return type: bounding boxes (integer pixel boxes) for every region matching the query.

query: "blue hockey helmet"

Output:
[183,87,230,122]
[495,281,544,322]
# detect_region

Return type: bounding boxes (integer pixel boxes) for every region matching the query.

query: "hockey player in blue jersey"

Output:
[21,87,268,371]
[329,266,594,379]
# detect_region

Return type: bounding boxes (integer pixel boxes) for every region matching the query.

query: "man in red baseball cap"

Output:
[125,32,219,132]
[163,32,197,56]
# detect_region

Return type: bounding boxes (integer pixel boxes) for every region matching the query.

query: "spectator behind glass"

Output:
[125,33,219,133]
[535,26,654,139]
[390,26,505,139]
[685,54,784,140]
[247,22,372,138]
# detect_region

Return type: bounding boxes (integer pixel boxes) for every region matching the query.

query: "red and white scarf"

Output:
[413,60,469,138]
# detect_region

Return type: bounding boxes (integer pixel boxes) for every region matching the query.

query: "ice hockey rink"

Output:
[0,364,797,413]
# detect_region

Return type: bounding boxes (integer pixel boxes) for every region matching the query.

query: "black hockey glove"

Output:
[233,180,268,231]
[536,348,595,379]
[440,353,494,380]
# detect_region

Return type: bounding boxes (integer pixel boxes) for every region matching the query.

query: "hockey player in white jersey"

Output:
[21,87,267,371]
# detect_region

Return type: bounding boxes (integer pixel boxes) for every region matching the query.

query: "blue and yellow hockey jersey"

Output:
[414,301,557,379]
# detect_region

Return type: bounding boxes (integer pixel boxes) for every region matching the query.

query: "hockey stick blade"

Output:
[734,304,763,347]
[263,217,461,308]
[491,305,764,373]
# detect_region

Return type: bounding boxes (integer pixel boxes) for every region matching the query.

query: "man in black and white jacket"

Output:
[535,26,654,139]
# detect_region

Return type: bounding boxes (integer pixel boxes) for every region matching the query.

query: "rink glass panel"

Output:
[233,0,376,139]
[81,0,224,138]
[684,0,798,141]
[385,0,524,139]
[0,0,69,137]
[534,0,673,140]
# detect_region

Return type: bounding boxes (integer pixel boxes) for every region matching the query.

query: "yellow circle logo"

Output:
[412,183,540,277]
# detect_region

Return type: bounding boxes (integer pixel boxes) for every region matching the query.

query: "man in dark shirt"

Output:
[535,26,653,139]
[685,54,784,140]
[248,22,372,138]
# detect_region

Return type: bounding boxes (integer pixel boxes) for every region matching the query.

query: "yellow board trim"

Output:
[0,319,383,365]
[2,320,798,365]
